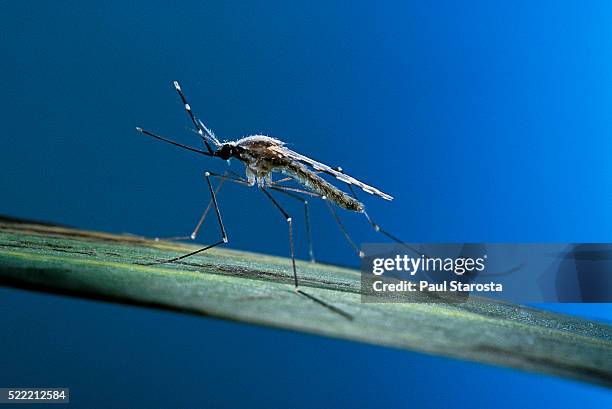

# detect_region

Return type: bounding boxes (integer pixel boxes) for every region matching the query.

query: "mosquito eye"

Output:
[216,146,233,160]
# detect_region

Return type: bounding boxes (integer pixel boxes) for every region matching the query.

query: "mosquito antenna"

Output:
[173,81,221,154]
[136,127,212,156]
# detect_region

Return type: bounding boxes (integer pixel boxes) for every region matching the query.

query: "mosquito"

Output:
[136,81,417,320]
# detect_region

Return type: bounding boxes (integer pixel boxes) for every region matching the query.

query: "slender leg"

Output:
[303,198,314,262]
[361,209,421,255]
[260,187,352,320]
[260,187,299,287]
[143,172,228,265]
[207,171,250,186]
[325,201,364,258]
[155,179,225,242]
[269,185,316,262]
[153,171,305,249]
[186,178,225,240]
[333,166,423,257]
[270,185,319,196]
[271,176,294,185]
[154,171,250,242]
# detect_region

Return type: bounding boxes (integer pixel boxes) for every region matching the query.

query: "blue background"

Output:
[1,1,611,407]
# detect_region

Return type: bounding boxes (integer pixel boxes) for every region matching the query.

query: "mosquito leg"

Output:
[317,168,362,257]
[269,185,317,263]
[260,187,353,320]
[207,171,250,186]
[185,178,225,240]
[325,166,364,258]
[361,209,421,254]
[268,185,318,196]
[153,171,250,242]
[303,198,314,262]
[186,171,250,240]
[333,166,422,257]
[142,172,228,265]
[324,200,364,258]
[271,176,294,185]
[154,179,225,242]
[259,187,299,287]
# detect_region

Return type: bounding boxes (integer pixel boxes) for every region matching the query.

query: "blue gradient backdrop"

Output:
[1,1,611,407]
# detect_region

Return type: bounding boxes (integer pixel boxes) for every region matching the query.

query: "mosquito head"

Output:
[214,143,239,160]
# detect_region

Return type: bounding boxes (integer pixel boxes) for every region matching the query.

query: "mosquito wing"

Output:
[270,146,394,201]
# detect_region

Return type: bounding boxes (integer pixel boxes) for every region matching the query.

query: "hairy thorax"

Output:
[234,135,287,186]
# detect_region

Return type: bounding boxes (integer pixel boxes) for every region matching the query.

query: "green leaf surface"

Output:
[0,217,610,387]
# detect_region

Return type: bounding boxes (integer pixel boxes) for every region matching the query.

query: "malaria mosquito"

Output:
[136,81,416,320]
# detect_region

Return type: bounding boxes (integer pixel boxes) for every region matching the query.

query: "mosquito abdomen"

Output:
[281,162,364,212]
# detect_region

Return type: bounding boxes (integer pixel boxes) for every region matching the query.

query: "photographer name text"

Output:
[372,280,503,292]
